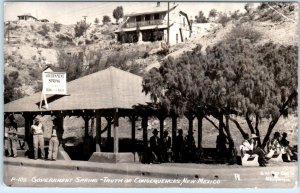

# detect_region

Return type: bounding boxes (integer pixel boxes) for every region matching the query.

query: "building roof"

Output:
[4,66,152,113]
[17,14,38,20]
[114,24,169,33]
[125,3,178,17]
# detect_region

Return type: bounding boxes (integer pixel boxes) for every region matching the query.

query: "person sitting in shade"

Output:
[267,132,282,157]
[149,129,160,163]
[161,130,172,162]
[280,132,296,161]
[47,118,59,161]
[242,133,268,167]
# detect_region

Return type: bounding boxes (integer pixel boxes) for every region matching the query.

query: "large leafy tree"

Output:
[143,39,297,149]
[113,6,124,24]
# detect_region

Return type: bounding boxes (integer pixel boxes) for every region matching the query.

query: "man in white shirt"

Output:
[31,118,45,160]
[242,133,267,167]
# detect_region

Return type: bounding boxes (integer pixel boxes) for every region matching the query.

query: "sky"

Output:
[4,1,248,25]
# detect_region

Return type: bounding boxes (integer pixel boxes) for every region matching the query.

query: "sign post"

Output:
[40,68,67,109]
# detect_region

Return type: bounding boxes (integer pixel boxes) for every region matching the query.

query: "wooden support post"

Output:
[197,115,203,149]
[188,115,194,134]
[171,116,177,148]
[84,116,90,138]
[159,117,165,140]
[106,117,112,139]
[23,113,34,157]
[56,113,65,149]
[142,116,148,147]
[113,109,119,153]
[95,111,101,152]
[131,116,136,148]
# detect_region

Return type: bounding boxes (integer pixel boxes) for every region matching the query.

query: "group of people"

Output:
[241,131,297,167]
[147,128,200,164]
[5,116,60,161]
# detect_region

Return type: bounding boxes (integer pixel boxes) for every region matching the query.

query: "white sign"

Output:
[42,71,67,95]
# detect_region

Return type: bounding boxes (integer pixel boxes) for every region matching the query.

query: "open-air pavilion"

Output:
[4,66,204,162]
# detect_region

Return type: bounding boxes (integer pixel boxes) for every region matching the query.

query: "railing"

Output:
[124,19,164,28]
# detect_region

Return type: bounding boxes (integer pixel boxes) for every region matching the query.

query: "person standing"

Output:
[7,117,18,158]
[184,130,196,162]
[47,118,59,161]
[31,118,45,160]
[161,130,172,162]
[174,129,184,162]
[149,129,160,163]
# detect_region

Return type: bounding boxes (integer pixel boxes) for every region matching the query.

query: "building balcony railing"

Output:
[124,19,164,28]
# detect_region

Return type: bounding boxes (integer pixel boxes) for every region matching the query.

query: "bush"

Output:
[74,21,90,37]
[53,22,62,32]
[218,13,231,27]
[38,24,50,36]
[226,25,262,43]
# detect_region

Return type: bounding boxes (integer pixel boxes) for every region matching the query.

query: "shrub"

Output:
[226,26,262,43]
[53,22,62,32]
[74,21,90,37]
[218,13,231,27]
[38,24,50,36]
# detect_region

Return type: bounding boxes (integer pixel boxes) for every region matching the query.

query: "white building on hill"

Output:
[115,2,192,45]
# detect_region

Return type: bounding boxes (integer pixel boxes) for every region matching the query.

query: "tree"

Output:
[143,39,297,152]
[113,6,124,24]
[94,18,100,25]
[102,15,111,25]
[195,11,208,23]
[4,71,23,103]
[74,20,91,37]
[208,9,217,21]
[244,3,254,14]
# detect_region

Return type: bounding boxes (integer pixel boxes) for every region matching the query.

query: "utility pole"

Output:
[167,2,170,46]
[82,16,88,70]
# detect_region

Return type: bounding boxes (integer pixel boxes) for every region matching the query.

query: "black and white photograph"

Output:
[2,1,298,189]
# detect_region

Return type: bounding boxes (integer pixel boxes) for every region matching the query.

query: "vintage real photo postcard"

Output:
[2,1,298,188]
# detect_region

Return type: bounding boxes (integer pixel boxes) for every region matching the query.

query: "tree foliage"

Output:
[74,20,91,37]
[208,9,217,20]
[143,39,297,148]
[113,6,124,24]
[102,15,111,24]
[195,11,208,23]
[4,71,23,103]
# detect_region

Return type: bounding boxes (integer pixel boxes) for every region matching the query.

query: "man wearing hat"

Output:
[149,128,160,163]
[184,130,197,162]
[31,117,45,160]
[7,116,18,158]
[161,130,172,162]
[242,133,267,167]
[47,117,59,161]
[267,132,282,154]
[174,129,184,162]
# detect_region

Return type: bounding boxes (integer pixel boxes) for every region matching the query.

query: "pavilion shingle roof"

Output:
[4,67,152,113]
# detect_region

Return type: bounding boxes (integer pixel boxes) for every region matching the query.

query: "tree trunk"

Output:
[254,114,262,147]
[229,116,247,138]
[246,111,255,134]
[197,115,203,149]
[262,91,297,148]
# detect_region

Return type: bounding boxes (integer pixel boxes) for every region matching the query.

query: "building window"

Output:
[136,16,142,22]
[154,13,160,20]
[145,15,151,21]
